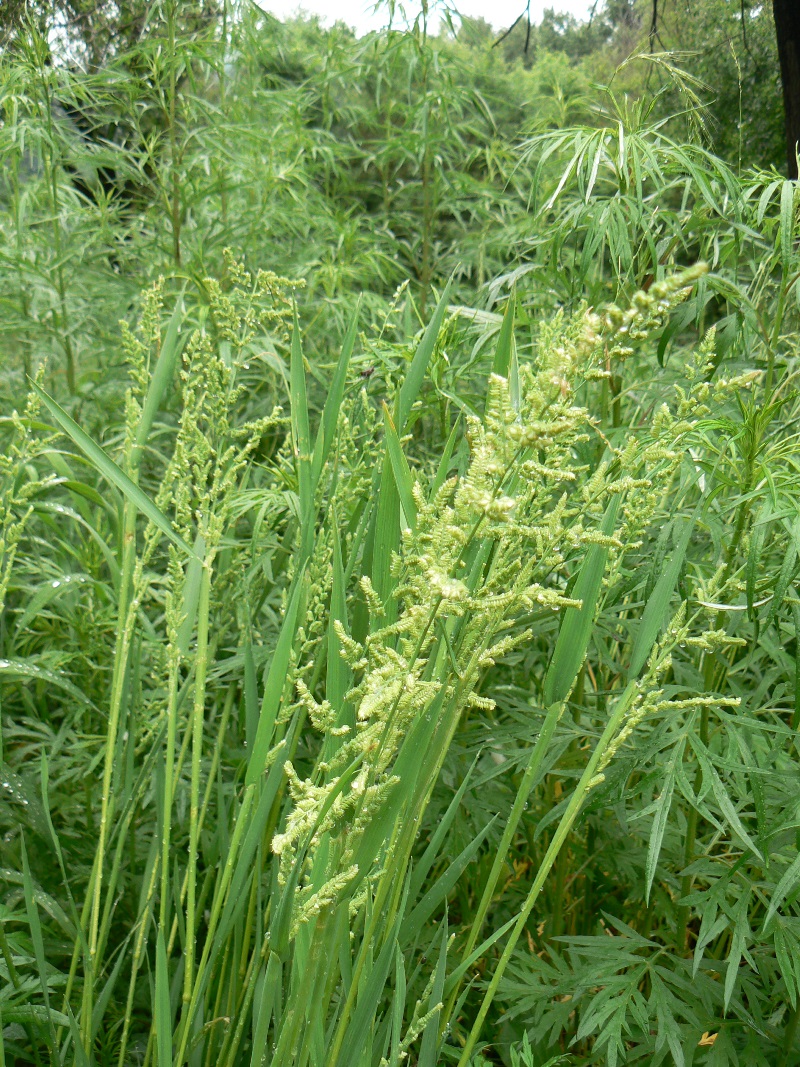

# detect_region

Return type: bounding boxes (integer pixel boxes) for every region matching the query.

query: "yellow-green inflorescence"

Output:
[269,264,743,940]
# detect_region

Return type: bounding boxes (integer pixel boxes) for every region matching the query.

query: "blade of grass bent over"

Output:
[30,382,197,560]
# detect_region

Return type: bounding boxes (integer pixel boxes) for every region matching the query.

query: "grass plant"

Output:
[2,6,800,1066]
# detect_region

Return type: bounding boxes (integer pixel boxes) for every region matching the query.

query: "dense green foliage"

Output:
[2,3,800,1066]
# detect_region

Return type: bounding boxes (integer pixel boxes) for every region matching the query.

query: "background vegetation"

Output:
[2,2,800,1065]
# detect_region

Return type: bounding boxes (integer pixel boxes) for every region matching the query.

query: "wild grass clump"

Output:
[3,6,800,1066]
[1,244,795,1066]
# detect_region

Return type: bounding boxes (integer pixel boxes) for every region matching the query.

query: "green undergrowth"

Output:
[2,238,800,1065]
[2,5,800,1066]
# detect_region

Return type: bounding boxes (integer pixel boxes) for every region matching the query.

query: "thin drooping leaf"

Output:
[0,658,93,710]
[766,517,798,629]
[692,740,763,861]
[418,911,448,1067]
[780,179,796,275]
[335,915,402,1067]
[177,532,207,655]
[290,306,313,522]
[430,414,462,499]
[326,517,353,739]
[370,451,401,625]
[402,819,494,945]
[135,289,185,455]
[31,382,197,560]
[763,851,800,931]
[408,754,479,901]
[20,836,59,1065]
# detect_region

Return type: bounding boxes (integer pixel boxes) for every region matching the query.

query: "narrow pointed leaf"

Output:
[246,571,305,785]
[490,287,515,381]
[544,495,621,706]
[311,301,359,490]
[629,507,698,678]
[31,382,197,560]
[398,278,452,431]
[383,403,416,532]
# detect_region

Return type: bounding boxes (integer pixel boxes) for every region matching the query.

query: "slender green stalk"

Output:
[116,849,162,1067]
[455,681,641,1067]
[82,497,139,1044]
[676,494,751,952]
[37,51,77,391]
[440,700,563,1034]
[167,0,182,266]
[180,556,214,1014]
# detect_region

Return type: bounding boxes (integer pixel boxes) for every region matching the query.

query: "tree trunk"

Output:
[773,0,800,178]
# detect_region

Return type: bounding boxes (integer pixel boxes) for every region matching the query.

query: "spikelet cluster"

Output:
[0,366,55,617]
[269,275,719,939]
